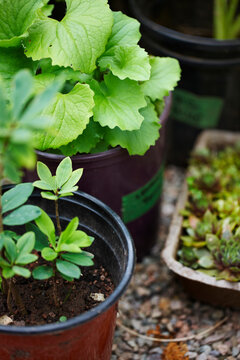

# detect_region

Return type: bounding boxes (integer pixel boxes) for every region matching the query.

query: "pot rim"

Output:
[129,0,240,49]
[0,189,135,335]
[35,93,172,163]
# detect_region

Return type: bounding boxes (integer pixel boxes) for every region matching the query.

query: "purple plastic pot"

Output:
[26,96,171,260]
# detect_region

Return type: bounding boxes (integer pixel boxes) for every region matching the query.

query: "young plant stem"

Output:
[55,199,62,236]
[53,261,59,307]
[7,278,26,316]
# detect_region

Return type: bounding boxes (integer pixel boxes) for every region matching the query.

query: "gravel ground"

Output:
[112,166,240,360]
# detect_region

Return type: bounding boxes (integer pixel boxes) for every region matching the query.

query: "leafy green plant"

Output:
[0,0,181,157]
[214,0,240,39]
[178,143,240,281]
[0,69,61,313]
[33,157,94,306]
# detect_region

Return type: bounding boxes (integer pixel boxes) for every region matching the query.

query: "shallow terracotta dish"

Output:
[162,130,240,308]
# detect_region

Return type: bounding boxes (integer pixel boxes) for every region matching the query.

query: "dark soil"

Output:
[0,264,114,326]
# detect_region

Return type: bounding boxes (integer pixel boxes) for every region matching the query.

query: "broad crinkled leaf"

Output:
[105,11,141,52]
[105,101,161,155]
[0,48,35,98]
[60,119,104,156]
[90,73,146,131]
[99,45,151,81]
[141,57,181,102]
[33,74,94,150]
[0,0,47,47]
[24,0,113,73]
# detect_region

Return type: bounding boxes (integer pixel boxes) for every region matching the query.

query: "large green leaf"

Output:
[60,169,83,192]
[141,57,181,102]
[59,119,104,156]
[99,45,150,81]
[12,266,31,278]
[3,205,41,226]
[0,48,35,98]
[33,75,94,150]
[36,161,53,184]
[105,101,161,155]
[90,73,146,131]
[0,0,47,47]
[4,237,17,263]
[2,183,34,214]
[25,0,113,73]
[25,223,48,251]
[62,252,94,266]
[58,217,79,247]
[105,11,141,52]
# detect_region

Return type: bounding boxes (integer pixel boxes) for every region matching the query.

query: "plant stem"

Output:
[7,278,26,316]
[55,199,62,236]
[53,261,59,307]
[214,0,227,39]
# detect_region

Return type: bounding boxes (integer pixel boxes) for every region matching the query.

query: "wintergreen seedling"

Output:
[33,158,94,306]
[33,157,83,234]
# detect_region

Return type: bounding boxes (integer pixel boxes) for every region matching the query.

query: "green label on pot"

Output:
[122,165,164,224]
[171,89,224,128]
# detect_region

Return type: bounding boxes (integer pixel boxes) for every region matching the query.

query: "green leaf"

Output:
[56,157,72,188]
[4,237,17,263]
[99,45,150,81]
[33,180,55,191]
[56,259,81,279]
[0,48,35,99]
[62,253,94,266]
[105,100,160,155]
[12,266,31,278]
[24,0,113,73]
[0,79,9,124]
[105,11,141,51]
[60,169,83,192]
[36,161,53,183]
[3,205,41,226]
[58,186,78,195]
[15,253,38,266]
[25,223,48,251]
[12,70,34,120]
[16,232,35,255]
[11,129,32,143]
[33,78,94,150]
[2,183,34,214]
[20,75,64,125]
[42,247,58,261]
[0,256,11,268]
[91,73,146,131]
[60,231,93,252]
[2,268,15,279]
[40,192,58,200]
[198,255,215,269]
[0,0,47,47]
[141,57,181,102]
[59,120,104,156]
[32,265,54,280]
[59,217,79,245]
[35,210,56,247]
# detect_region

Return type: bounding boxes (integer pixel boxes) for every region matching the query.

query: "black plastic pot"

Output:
[25,95,171,260]
[129,0,240,165]
[0,187,135,360]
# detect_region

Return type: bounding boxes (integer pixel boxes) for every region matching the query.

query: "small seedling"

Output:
[33,158,94,306]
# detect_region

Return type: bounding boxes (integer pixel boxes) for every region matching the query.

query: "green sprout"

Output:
[33,158,94,306]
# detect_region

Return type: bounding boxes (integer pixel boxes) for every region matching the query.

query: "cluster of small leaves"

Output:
[0,0,180,156]
[178,143,240,281]
[0,231,37,279]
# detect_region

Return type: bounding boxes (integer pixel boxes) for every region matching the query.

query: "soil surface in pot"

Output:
[0,261,114,326]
